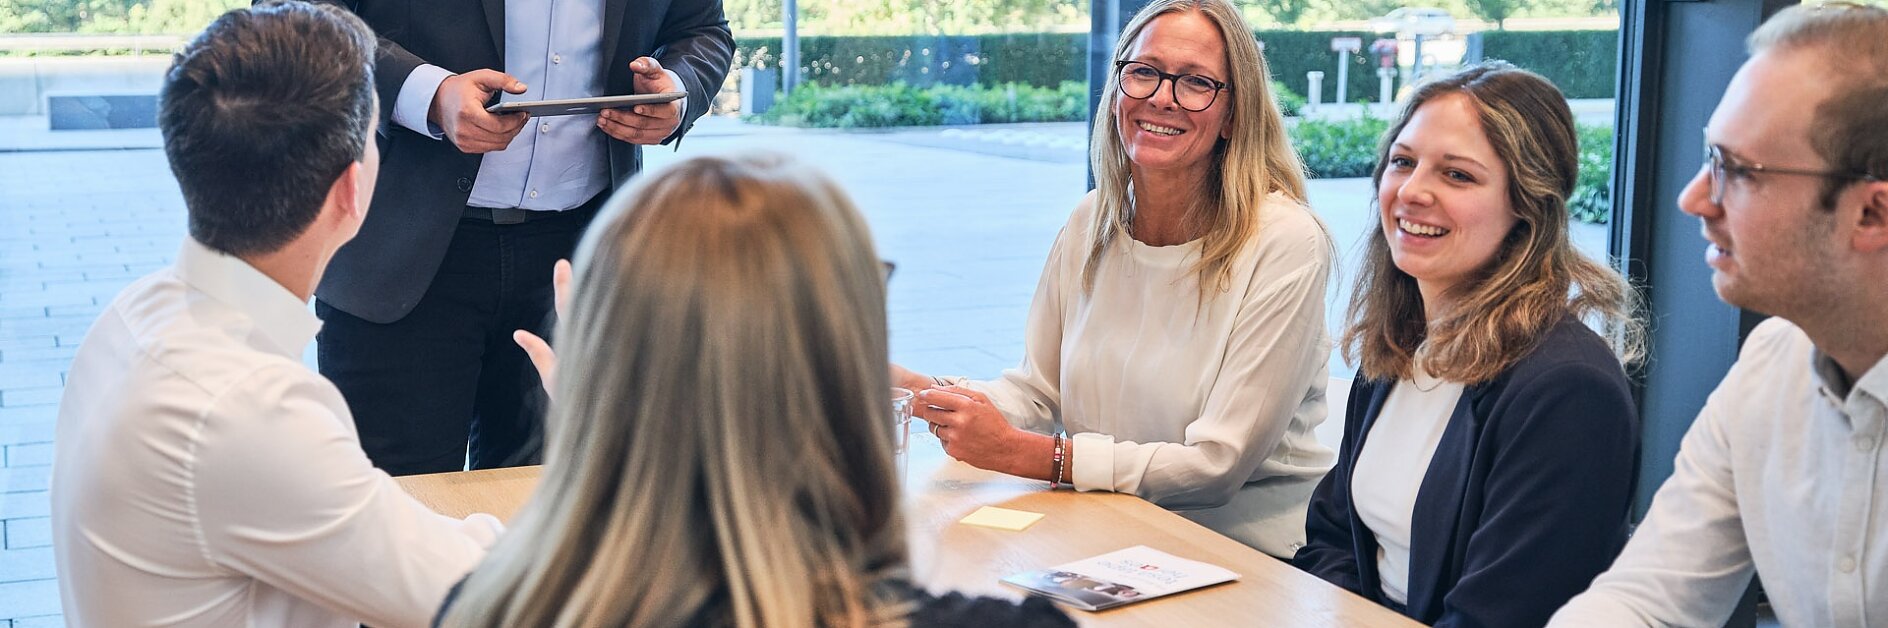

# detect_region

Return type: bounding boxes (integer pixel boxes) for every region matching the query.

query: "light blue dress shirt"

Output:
[391,0,683,212]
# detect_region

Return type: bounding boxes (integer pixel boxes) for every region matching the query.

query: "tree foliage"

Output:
[714,0,1082,34]
[1463,0,1530,29]
[1,0,243,34]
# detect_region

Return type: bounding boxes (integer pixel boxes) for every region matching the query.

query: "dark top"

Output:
[1292,316,1639,628]
[432,577,1076,627]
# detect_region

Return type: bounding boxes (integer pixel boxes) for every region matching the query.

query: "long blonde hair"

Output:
[440,153,909,627]
[1342,63,1644,383]
[1085,0,1309,297]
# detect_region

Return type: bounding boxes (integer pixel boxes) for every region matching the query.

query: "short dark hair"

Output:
[159,0,377,257]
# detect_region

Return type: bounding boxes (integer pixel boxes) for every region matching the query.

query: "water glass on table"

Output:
[891,387,914,473]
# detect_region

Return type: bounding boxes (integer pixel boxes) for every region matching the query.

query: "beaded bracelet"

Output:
[1057,433,1072,486]
[1051,433,1066,489]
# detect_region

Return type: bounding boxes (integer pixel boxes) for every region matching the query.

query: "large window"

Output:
[646,0,1091,378]
[1251,5,1622,383]
[0,1,1631,624]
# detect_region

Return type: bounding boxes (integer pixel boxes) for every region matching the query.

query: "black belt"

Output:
[462,193,608,225]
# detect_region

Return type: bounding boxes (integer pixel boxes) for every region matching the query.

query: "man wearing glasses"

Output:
[1550,3,1888,626]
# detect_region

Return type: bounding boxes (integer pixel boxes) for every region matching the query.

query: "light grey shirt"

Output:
[1550,317,1888,627]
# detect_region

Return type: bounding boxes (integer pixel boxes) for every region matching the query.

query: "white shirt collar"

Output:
[174,238,321,358]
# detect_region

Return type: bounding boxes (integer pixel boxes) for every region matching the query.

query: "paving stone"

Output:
[0,346,77,363]
[0,466,50,494]
[4,444,51,468]
[0,389,61,409]
[0,579,61,619]
[0,492,48,519]
[0,422,57,448]
[0,316,100,337]
[0,548,54,584]
[0,407,55,425]
[0,338,53,353]
[11,615,62,628]
[5,518,51,550]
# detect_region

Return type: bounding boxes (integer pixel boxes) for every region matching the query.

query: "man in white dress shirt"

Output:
[1549,4,1888,626]
[50,3,502,627]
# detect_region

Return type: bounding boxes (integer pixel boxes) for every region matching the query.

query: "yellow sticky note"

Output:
[959,506,1044,531]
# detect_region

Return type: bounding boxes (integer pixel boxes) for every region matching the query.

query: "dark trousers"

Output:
[316,199,600,476]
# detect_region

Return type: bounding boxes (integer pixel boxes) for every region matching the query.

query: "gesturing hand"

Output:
[915,385,1026,472]
[514,259,573,396]
[597,57,684,145]
[430,69,530,153]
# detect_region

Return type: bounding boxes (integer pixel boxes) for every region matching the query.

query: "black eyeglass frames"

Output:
[1113,60,1229,112]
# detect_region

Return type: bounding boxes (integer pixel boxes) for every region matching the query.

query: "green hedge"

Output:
[1478,30,1618,99]
[1571,123,1614,223]
[732,29,1622,102]
[733,30,1393,104]
[751,81,1087,128]
[734,34,1085,88]
[1290,117,1391,179]
[1290,117,1615,224]
[1253,30,1388,106]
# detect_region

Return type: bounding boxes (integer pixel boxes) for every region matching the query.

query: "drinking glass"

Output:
[890,387,914,474]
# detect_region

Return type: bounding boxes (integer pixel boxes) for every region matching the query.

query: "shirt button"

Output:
[1839,555,1857,573]
[529,189,540,199]
[455,177,472,192]
[552,54,562,64]
[1859,437,1878,452]
[539,122,550,134]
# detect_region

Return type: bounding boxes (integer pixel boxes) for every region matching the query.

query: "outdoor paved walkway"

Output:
[0,115,1611,624]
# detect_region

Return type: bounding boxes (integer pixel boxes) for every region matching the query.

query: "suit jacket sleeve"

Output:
[1434,360,1638,628]
[649,0,733,143]
[1291,378,1370,594]
[291,1,431,129]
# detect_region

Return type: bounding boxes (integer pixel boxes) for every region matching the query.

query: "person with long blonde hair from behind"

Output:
[434,153,1073,628]
[891,0,1336,558]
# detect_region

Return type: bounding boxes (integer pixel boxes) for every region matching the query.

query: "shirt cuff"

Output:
[1070,432,1114,492]
[393,63,453,139]
[457,512,505,548]
[661,68,688,133]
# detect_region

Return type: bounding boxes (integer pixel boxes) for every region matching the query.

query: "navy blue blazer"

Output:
[1292,317,1637,628]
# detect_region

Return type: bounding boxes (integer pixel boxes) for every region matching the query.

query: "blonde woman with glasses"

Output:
[893,0,1336,558]
[433,153,1073,628]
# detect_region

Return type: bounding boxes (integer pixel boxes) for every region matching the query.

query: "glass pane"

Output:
[648,0,1090,379]
[1258,4,1622,381]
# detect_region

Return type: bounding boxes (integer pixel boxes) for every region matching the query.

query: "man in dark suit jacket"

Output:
[299,0,733,475]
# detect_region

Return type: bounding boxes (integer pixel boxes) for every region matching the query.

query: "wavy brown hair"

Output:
[1342,63,1644,383]
[1084,0,1309,299]
[439,153,909,627]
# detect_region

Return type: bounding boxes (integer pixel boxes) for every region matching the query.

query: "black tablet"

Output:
[485,91,686,116]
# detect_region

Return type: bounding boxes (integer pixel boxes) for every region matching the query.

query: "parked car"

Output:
[1372,7,1456,36]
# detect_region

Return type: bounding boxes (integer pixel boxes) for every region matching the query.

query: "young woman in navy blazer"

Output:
[1292,63,1644,628]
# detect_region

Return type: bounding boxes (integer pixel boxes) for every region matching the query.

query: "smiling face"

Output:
[1113,10,1233,180]
[1676,48,1846,317]
[1377,92,1520,314]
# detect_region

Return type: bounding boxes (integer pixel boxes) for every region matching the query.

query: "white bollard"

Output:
[1307,71,1324,111]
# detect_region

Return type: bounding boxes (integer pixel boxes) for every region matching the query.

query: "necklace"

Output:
[1407,344,1447,392]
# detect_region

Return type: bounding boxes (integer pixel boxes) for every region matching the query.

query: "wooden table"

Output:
[398,432,1421,627]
